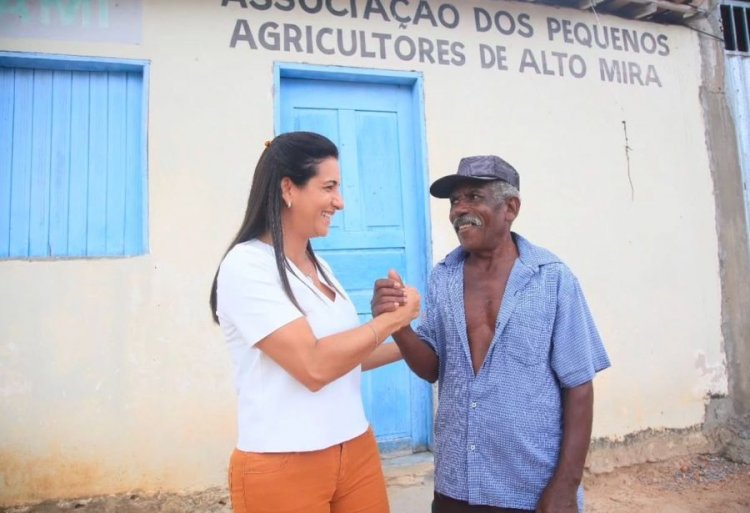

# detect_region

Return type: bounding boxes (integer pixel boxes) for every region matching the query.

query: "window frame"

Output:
[0,51,150,260]
[720,0,750,55]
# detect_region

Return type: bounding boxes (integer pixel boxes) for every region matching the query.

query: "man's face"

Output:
[448,182,518,252]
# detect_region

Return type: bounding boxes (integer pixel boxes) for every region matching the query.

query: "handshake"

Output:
[370,269,421,330]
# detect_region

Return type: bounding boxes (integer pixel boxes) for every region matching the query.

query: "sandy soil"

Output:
[585,453,750,513]
[3,453,749,513]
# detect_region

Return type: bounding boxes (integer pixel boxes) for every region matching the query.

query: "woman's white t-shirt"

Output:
[216,239,368,452]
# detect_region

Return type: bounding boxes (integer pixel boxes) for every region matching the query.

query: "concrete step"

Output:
[382,451,434,488]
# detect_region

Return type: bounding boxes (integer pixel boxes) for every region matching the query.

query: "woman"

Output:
[209,131,420,513]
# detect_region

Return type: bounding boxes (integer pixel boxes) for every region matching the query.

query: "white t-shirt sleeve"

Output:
[217,245,304,347]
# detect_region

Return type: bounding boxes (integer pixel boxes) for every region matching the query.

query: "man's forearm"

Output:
[553,381,594,486]
[392,327,439,383]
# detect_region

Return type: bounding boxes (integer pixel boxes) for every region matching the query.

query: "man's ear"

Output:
[506,196,521,221]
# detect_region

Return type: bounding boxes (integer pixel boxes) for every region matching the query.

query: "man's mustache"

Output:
[453,215,483,231]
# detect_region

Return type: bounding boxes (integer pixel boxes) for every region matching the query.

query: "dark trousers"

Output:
[432,492,534,513]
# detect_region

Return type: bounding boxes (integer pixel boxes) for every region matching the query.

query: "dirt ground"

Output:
[585,453,750,513]
[3,453,749,513]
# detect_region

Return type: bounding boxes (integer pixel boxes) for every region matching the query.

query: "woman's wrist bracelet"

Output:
[366,322,380,349]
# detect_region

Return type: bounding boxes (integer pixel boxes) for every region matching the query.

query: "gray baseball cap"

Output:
[429,155,520,198]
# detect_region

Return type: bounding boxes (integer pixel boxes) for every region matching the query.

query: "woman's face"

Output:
[285,157,344,239]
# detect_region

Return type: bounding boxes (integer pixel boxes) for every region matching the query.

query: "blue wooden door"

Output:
[279,75,431,452]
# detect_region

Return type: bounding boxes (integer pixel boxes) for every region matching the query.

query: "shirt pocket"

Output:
[502,311,553,366]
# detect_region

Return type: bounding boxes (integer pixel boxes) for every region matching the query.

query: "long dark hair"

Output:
[209,131,340,324]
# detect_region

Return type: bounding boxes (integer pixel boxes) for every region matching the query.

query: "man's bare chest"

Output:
[463,262,514,329]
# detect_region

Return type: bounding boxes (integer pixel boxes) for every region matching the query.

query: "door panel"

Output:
[280,76,431,452]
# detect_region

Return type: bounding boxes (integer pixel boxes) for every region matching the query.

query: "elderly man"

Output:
[372,156,611,513]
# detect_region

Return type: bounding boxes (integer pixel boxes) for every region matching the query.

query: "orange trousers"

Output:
[229,428,389,513]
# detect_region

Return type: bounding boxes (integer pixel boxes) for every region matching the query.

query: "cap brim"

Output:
[429,175,500,198]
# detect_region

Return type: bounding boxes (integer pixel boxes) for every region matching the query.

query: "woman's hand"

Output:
[393,286,420,328]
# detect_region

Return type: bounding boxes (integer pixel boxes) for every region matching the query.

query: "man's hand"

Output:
[535,477,578,513]
[371,269,407,317]
[370,269,438,382]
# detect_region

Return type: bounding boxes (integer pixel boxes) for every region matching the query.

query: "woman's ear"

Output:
[280,177,293,207]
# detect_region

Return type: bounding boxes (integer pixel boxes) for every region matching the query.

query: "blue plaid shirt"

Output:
[415,233,611,511]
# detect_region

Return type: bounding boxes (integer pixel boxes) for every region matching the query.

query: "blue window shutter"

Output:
[105,71,128,255]
[8,68,33,258]
[86,71,109,256]
[49,70,73,256]
[0,57,147,259]
[0,68,14,258]
[68,70,91,257]
[124,72,145,256]
[29,69,53,258]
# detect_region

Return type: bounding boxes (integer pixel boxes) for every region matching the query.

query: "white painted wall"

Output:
[0,0,726,505]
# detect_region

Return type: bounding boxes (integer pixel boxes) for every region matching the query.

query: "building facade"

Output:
[1,0,748,506]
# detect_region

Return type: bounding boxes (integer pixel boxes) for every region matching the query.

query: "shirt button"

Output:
[470,444,476,451]
[470,402,477,408]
